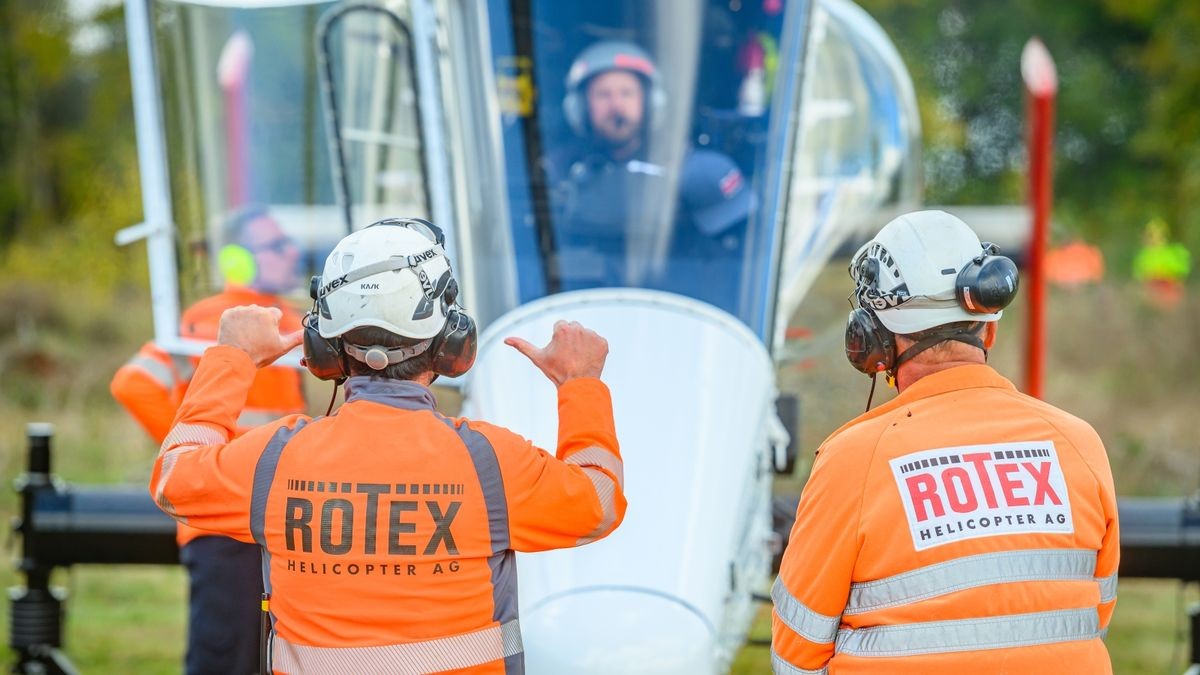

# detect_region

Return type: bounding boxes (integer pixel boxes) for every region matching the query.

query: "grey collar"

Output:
[343,377,436,411]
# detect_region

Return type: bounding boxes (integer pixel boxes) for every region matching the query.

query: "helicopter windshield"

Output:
[484,0,793,332]
[150,0,344,308]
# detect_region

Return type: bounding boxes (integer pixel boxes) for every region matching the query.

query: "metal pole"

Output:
[1020,38,1057,400]
[125,0,182,347]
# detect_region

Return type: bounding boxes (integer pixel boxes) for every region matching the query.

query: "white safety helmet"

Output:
[315,220,456,340]
[851,210,1005,334]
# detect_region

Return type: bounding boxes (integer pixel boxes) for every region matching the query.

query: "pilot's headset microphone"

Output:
[301,217,477,413]
[844,211,1019,411]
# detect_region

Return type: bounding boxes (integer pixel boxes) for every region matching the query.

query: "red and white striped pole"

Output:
[1021,38,1057,400]
[218,31,253,208]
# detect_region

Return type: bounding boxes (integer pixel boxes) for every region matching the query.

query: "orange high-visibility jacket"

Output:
[150,346,626,674]
[111,288,306,546]
[772,365,1118,674]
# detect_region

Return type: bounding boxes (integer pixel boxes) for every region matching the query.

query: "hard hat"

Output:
[315,220,457,340]
[563,41,667,136]
[851,210,1008,334]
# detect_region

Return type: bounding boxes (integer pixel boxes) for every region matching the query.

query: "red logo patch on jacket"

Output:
[889,441,1074,551]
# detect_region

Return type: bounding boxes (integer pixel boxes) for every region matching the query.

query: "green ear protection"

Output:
[216,204,271,285]
[218,243,257,285]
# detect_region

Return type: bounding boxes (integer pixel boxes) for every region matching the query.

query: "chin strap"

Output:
[867,328,987,412]
[888,329,988,385]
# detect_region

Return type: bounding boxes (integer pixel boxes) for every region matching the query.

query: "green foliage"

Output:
[858,0,1200,270]
[0,0,142,290]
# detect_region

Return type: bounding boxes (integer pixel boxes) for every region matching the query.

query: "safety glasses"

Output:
[367,217,446,247]
[249,237,296,255]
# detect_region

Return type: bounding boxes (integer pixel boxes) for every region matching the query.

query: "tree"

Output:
[858,0,1195,272]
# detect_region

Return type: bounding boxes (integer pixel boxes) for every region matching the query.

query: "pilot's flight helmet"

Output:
[563,40,667,136]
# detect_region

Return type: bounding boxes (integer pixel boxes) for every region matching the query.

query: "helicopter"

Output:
[10,2,1200,674]
[19,0,912,672]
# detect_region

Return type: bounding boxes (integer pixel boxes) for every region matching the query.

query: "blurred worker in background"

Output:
[148,218,626,672]
[1133,217,1191,309]
[546,40,755,298]
[772,210,1119,673]
[111,205,305,674]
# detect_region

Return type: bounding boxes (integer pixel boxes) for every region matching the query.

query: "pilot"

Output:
[771,211,1119,673]
[546,41,755,295]
[111,205,307,675]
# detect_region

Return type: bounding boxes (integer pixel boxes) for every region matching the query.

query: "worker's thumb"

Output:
[504,336,541,364]
[281,329,304,352]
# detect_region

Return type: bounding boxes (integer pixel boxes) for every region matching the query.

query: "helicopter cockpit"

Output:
[125,0,919,358]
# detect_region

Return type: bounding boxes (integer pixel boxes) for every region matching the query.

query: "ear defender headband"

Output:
[301,217,478,383]
[844,241,1019,377]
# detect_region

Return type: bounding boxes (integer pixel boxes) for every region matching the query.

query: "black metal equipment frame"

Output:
[9,424,177,673]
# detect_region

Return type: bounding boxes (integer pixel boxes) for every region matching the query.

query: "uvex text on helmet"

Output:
[851,210,1008,334]
[316,226,456,340]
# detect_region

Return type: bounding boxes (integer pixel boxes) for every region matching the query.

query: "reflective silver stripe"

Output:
[251,420,310,596]
[442,418,523,672]
[772,578,841,644]
[272,619,523,674]
[153,445,198,520]
[161,421,227,452]
[155,422,228,517]
[128,354,176,389]
[565,446,624,488]
[576,468,618,545]
[1097,572,1118,603]
[238,409,285,428]
[771,651,827,675]
[170,354,195,381]
[834,607,1100,657]
[845,549,1096,615]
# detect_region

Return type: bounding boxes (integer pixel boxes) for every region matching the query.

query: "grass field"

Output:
[0,265,1196,672]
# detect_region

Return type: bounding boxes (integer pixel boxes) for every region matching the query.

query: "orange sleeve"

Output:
[772,433,867,672]
[483,377,625,552]
[149,345,310,543]
[1092,442,1120,630]
[110,343,184,444]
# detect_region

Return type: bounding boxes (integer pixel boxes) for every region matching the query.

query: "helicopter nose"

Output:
[522,588,715,674]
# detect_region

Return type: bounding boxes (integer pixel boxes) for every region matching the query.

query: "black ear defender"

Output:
[845,307,896,375]
[955,242,1019,314]
[301,311,349,383]
[430,309,477,378]
[428,277,477,378]
[303,273,349,383]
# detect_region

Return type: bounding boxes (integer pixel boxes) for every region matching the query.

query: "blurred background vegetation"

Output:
[4,0,1200,296]
[1,0,1198,672]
